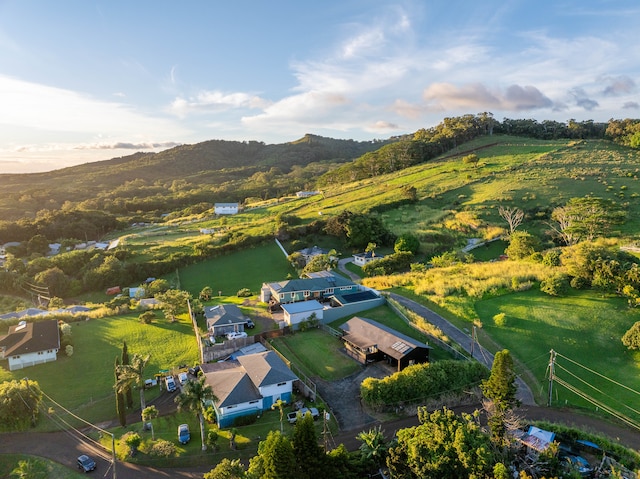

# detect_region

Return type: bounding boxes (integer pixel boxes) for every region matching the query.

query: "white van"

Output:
[165,375,177,392]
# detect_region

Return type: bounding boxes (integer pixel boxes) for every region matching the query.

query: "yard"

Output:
[270,329,361,381]
[0,313,198,427]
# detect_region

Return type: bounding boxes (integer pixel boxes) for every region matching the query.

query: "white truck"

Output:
[287,407,319,424]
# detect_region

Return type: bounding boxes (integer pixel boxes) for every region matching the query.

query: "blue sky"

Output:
[0,1,638,173]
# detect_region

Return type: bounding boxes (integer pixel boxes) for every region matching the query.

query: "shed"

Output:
[281,300,324,328]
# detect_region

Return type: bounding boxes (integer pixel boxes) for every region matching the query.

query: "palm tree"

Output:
[175,377,218,450]
[357,425,389,469]
[116,353,150,416]
[271,398,286,433]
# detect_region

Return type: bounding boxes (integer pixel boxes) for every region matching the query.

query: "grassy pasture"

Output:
[0,314,198,426]
[178,241,296,296]
[475,289,640,420]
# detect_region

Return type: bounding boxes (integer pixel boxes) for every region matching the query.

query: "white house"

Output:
[281,300,324,328]
[201,350,297,427]
[0,319,60,371]
[214,203,240,215]
[353,251,384,267]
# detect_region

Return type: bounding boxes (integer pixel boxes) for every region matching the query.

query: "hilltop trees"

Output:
[548,197,626,246]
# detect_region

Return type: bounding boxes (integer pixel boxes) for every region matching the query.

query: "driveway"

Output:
[315,362,393,431]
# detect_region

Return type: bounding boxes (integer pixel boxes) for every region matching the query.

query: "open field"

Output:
[0,314,198,426]
[475,289,640,423]
[178,241,296,296]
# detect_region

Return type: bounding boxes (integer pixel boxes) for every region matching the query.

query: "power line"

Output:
[554,351,640,397]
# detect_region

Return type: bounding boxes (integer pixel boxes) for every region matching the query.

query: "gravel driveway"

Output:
[315,361,393,431]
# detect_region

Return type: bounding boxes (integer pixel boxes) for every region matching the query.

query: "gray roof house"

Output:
[201,351,298,427]
[204,304,249,336]
[261,270,359,305]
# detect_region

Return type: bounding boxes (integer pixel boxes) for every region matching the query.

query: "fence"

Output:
[259,335,318,401]
[385,295,469,361]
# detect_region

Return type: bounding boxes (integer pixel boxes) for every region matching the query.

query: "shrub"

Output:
[150,439,176,457]
[570,276,590,289]
[540,273,570,296]
[622,321,640,350]
[122,432,142,456]
[206,430,219,450]
[139,311,155,324]
[232,412,258,427]
[493,313,507,327]
[542,249,562,267]
[237,288,252,297]
[65,345,74,357]
[203,405,216,423]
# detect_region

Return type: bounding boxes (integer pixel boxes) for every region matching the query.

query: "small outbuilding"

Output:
[281,300,324,328]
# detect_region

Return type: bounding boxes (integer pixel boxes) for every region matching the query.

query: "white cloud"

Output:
[0,74,186,138]
[170,90,270,118]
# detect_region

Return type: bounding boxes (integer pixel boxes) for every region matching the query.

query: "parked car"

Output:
[76,454,96,473]
[165,375,177,392]
[245,319,255,329]
[178,424,190,444]
[178,372,189,385]
[287,407,320,424]
[226,331,248,340]
[144,378,157,389]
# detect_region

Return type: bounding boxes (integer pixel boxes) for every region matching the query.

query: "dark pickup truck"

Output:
[287,407,320,424]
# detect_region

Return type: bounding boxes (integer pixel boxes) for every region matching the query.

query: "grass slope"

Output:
[476,289,640,421]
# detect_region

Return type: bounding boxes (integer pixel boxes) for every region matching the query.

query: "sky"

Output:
[0,1,639,174]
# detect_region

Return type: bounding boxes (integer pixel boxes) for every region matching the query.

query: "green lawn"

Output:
[0,454,87,478]
[475,288,640,420]
[178,241,296,297]
[0,314,198,427]
[270,329,361,381]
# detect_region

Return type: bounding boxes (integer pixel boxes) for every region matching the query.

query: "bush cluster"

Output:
[360,360,489,410]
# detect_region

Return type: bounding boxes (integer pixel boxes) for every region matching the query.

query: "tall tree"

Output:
[481,349,519,446]
[257,431,297,479]
[114,357,126,427]
[357,425,389,471]
[116,353,150,417]
[121,341,133,409]
[175,377,218,451]
[498,206,524,235]
[0,379,43,431]
[204,458,247,479]
[292,413,325,479]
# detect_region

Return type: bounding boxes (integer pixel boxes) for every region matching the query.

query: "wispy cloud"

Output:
[170,90,270,118]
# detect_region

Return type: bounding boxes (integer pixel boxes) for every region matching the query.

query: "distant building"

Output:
[296,191,320,198]
[214,203,240,215]
[353,251,384,266]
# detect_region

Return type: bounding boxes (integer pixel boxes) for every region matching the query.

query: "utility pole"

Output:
[470,325,476,357]
[547,349,556,407]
